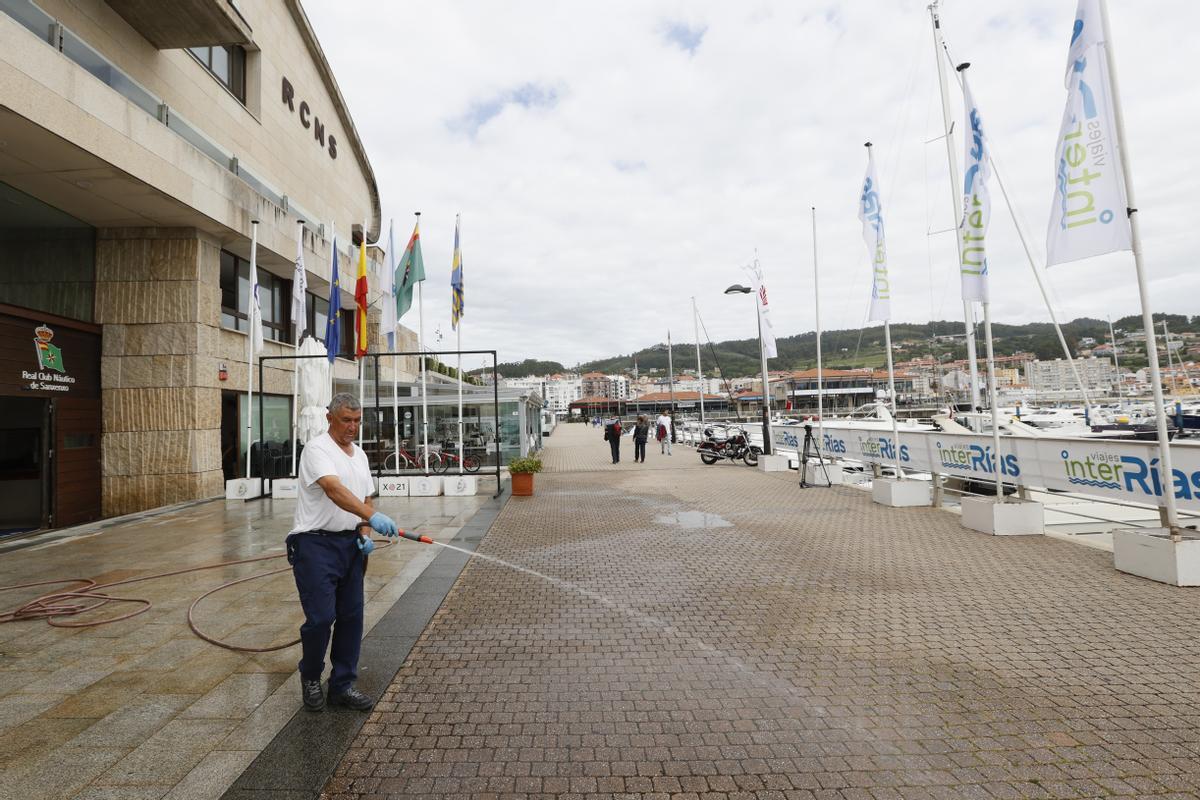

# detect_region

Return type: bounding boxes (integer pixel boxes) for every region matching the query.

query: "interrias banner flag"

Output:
[959,73,990,303]
[1046,0,1130,266]
[858,149,890,322]
[743,260,777,359]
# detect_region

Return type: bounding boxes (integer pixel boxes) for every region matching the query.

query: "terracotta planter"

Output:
[511,472,534,496]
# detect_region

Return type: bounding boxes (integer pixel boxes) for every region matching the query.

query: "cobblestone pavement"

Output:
[0,493,486,800]
[324,423,1200,799]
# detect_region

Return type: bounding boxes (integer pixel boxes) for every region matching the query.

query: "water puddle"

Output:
[652,510,732,529]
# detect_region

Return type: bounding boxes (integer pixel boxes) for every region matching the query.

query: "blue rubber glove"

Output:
[368,512,398,537]
[357,536,375,556]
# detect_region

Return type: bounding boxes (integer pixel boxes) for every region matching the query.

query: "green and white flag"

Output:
[395,220,425,321]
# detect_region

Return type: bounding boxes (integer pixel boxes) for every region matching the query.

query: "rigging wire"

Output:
[695,308,738,406]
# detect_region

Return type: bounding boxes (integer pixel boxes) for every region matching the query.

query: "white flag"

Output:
[291,224,308,344]
[380,220,397,349]
[743,260,777,359]
[960,73,990,303]
[247,228,264,357]
[858,149,890,322]
[1046,0,1130,266]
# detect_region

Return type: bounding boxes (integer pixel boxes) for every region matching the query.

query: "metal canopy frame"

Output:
[254,349,503,499]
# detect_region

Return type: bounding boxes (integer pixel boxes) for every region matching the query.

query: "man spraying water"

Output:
[285,392,399,712]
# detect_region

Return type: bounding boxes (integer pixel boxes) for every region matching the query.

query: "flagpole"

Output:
[456,214,464,473]
[930,1,981,413]
[955,62,1005,501]
[939,42,1094,414]
[416,214,429,474]
[883,321,904,480]
[812,206,824,449]
[245,219,258,480]
[1099,0,1179,535]
[388,220,400,474]
[691,297,704,425]
[667,330,675,414]
[291,219,304,476]
[357,219,366,448]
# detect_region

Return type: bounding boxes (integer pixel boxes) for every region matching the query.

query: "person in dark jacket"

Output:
[604,417,623,463]
[631,415,650,462]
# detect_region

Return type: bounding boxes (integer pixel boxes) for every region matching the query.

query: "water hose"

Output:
[0,530,434,652]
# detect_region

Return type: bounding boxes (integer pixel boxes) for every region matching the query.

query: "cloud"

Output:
[447,82,560,137]
[305,1,1200,368]
[661,21,707,55]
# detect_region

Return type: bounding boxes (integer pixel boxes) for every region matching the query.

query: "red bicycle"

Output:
[383,445,439,473]
[432,442,481,474]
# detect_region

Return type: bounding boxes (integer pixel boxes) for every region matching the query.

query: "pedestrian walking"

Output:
[631,414,650,462]
[656,411,673,455]
[286,393,400,712]
[604,416,623,463]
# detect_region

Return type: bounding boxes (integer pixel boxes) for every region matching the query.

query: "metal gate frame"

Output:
[255,348,502,499]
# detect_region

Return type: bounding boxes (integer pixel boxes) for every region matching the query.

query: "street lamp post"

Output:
[725,284,772,455]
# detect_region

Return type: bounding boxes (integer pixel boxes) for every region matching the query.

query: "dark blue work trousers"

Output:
[287,532,364,693]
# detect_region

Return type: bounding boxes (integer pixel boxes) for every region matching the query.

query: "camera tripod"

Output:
[798,423,832,489]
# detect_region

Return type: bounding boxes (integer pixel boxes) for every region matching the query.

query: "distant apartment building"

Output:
[1025,356,1117,394]
[502,374,583,413]
[580,371,629,400]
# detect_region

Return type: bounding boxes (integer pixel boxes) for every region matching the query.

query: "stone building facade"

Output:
[0,0,411,528]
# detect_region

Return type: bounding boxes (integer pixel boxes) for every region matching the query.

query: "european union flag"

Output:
[325,235,340,363]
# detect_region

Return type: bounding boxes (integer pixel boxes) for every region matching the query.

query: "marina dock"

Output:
[3,421,1199,799]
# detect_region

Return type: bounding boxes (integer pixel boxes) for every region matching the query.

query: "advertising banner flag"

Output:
[858,148,890,322]
[247,230,264,357]
[291,226,308,343]
[743,260,777,358]
[960,73,991,303]
[1046,0,1131,266]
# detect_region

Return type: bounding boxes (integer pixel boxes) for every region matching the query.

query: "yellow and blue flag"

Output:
[450,215,464,329]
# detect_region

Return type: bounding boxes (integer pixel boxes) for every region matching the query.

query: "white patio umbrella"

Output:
[297,337,332,445]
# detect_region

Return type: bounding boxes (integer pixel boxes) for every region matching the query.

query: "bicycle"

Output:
[432,442,481,474]
[382,444,439,473]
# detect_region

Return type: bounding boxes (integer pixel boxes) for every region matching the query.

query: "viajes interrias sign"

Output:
[773,424,1200,511]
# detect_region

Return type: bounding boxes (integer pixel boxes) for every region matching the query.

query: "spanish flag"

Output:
[354,225,369,358]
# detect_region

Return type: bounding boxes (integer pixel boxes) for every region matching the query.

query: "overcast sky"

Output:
[306,1,1199,369]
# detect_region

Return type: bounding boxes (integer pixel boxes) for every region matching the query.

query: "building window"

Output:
[188,45,247,103]
[219,250,290,343]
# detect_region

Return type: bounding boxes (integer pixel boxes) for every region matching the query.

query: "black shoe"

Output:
[302,679,325,711]
[328,685,374,711]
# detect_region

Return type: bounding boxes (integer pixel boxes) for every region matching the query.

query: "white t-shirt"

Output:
[656,414,673,436]
[290,432,374,534]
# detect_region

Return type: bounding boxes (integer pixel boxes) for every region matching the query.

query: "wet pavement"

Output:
[321,422,1200,800]
[0,489,490,800]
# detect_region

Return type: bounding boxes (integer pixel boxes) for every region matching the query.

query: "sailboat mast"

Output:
[929,1,981,413]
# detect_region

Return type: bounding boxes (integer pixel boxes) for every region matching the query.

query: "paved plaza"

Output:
[2,422,1200,799]
[325,423,1200,800]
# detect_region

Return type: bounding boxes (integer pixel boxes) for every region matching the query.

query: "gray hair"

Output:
[328,392,361,414]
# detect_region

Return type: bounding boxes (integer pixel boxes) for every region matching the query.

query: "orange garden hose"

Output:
[0,536,407,652]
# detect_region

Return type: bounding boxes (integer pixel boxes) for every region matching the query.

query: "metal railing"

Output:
[0,0,321,229]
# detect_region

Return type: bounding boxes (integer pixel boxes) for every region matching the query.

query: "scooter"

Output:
[697,425,761,466]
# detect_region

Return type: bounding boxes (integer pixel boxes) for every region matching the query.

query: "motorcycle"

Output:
[697,425,761,466]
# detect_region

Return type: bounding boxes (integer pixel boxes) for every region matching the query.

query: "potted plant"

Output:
[508,455,543,496]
